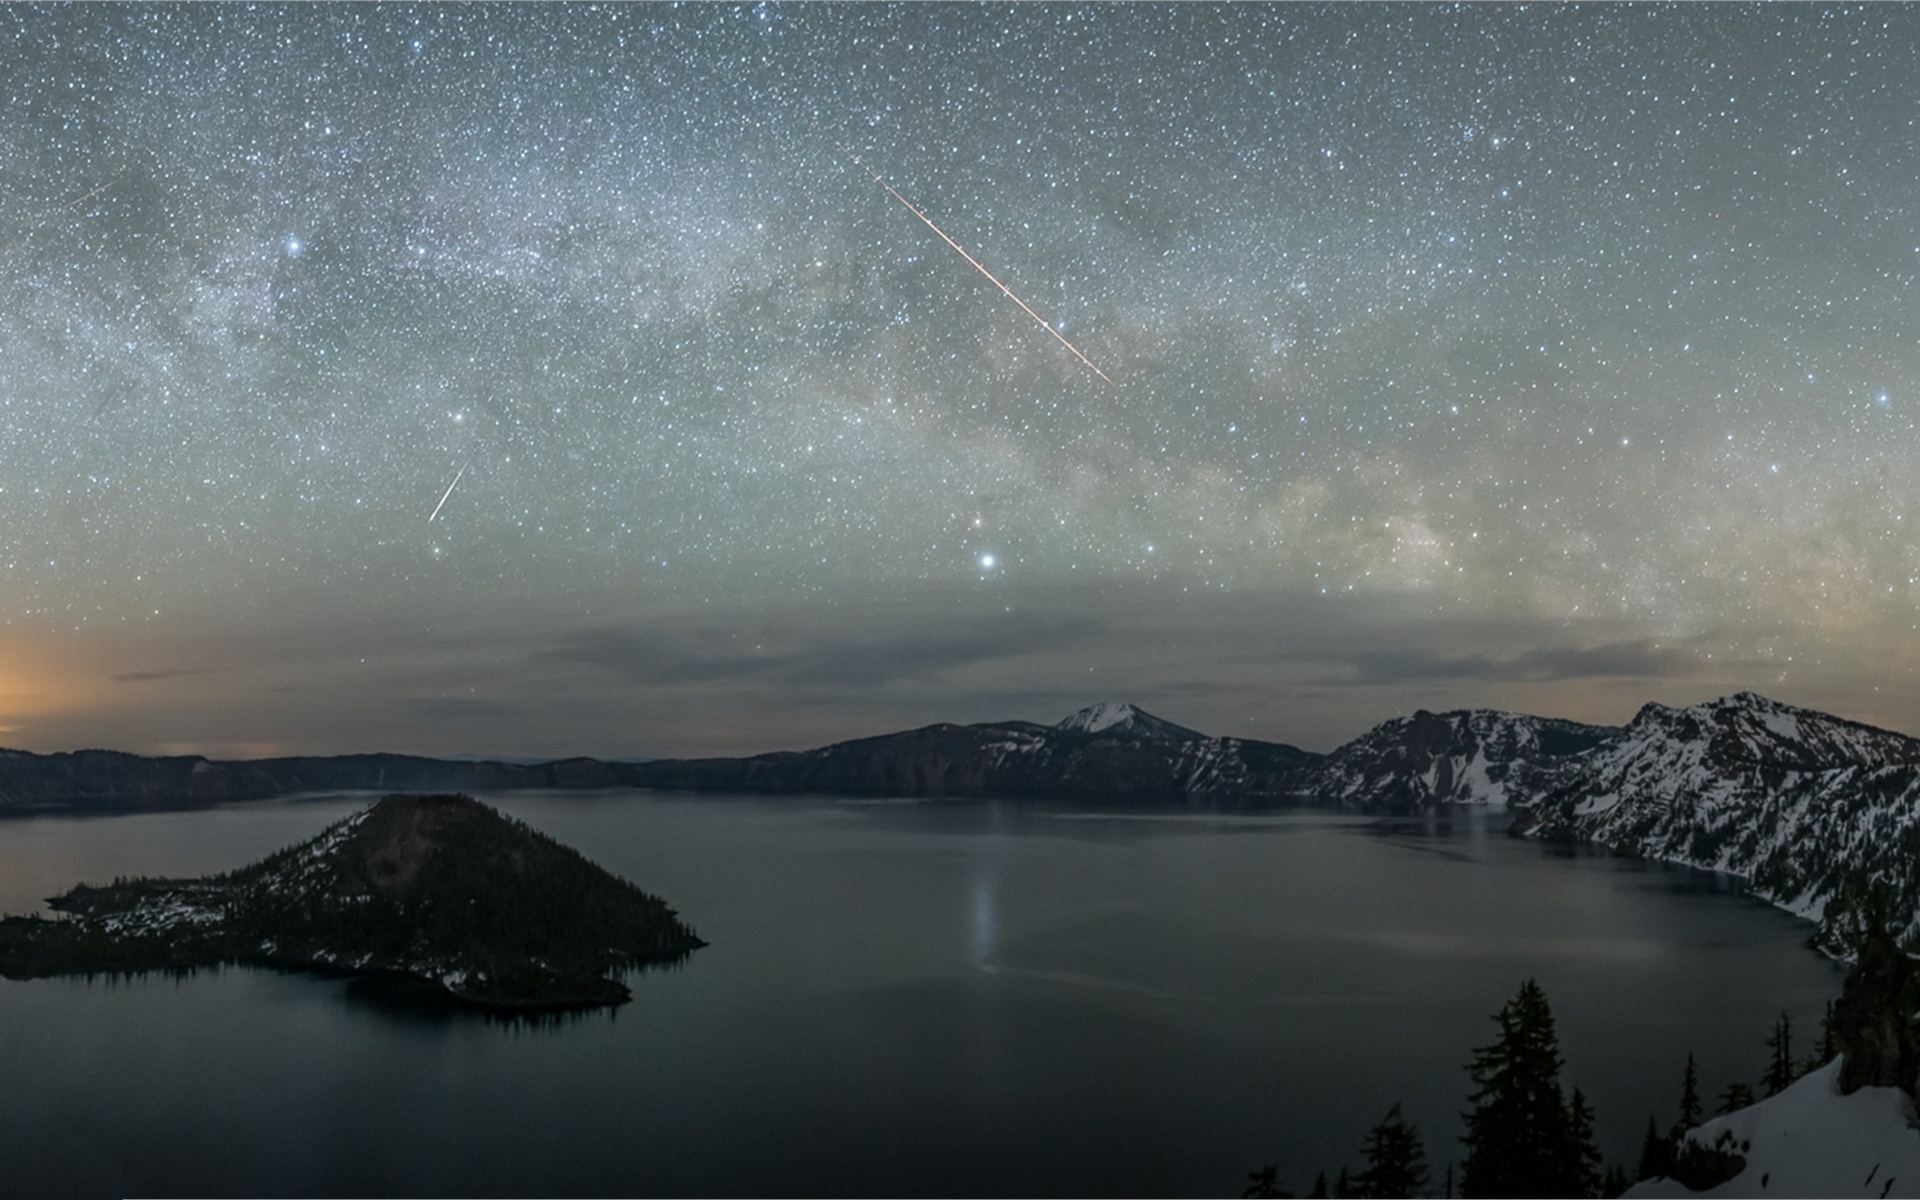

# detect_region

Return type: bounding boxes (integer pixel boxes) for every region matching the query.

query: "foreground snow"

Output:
[1628,1059,1920,1198]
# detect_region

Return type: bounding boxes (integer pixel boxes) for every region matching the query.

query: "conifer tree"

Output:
[1634,1115,1672,1181]
[1763,1012,1795,1095]
[1675,1053,1702,1133]
[1353,1103,1429,1198]
[1600,1163,1633,1198]
[1566,1087,1603,1198]
[1460,979,1580,1197]
[1715,1081,1755,1114]
[1242,1164,1287,1198]
[1811,999,1839,1070]
[1308,1169,1329,1198]
[1830,884,1920,1094]
[1334,1165,1354,1198]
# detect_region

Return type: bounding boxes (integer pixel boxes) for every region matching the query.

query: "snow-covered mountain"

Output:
[1292,707,1613,812]
[1287,691,1920,948]
[1509,693,1920,946]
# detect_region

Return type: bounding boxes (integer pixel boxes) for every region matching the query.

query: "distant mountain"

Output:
[625,703,1317,803]
[0,747,652,810]
[0,703,1316,810]
[1290,707,1613,813]
[0,792,703,1009]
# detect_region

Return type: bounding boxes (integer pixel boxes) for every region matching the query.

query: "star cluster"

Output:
[4,4,1919,756]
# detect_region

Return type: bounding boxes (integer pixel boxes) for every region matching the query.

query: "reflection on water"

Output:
[970,866,998,967]
[0,792,1843,1198]
[338,974,630,1031]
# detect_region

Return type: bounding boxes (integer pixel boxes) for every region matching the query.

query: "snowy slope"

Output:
[1627,1059,1920,1198]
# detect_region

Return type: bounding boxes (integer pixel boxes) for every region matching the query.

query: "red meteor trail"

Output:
[829,138,1113,384]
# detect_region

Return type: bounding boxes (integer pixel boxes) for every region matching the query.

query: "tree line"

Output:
[1241,913,1915,1200]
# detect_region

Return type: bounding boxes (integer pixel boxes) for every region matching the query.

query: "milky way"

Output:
[4,4,1919,757]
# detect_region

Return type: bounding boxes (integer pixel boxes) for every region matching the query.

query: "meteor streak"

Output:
[60,171,127,211]
[428,461,467,523]
[828,137,1113,384]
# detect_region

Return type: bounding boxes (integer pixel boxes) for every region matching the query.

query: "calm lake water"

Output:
[0,791,1842,1198]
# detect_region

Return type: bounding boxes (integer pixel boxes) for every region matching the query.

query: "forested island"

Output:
[0,793,703,1010]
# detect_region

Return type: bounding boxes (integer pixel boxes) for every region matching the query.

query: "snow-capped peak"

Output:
[1055,703,1204,742]
[1059,702,1143,734]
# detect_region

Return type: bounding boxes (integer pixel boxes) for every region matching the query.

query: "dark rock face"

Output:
[0,793,702,1010]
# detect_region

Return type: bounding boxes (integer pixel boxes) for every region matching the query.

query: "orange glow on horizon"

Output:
[0,635,125,750]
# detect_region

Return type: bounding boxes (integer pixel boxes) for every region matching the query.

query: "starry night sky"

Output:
[6,3,1920,759]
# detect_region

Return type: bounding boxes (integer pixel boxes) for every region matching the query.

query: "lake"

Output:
[0,791,1842,1197]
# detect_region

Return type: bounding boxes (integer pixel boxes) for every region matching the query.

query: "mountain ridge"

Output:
[618,705,1316,802]
[10,692,1920,946]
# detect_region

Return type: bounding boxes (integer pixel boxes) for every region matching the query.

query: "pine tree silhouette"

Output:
[1829,880,1920,1094]
[1763,1012,1796,1095]
[1567,1087,1603,1198]
[1600,1162,1633,1198]
[1635,1114,1672,1181]
[1460,979,1581,1197]
[1675,1053,1702,1134]
[1353,1102,1429,1198]
[1715,1081,1755,1115]
[1811,999,1839,1071]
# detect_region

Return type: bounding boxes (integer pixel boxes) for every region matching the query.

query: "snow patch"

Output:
[1458,750,1509,808]
[1762,711,1803,742]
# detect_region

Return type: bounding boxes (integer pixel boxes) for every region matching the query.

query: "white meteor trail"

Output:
[428,461,467,523]
[60,170,127,211]
[828,137,1113,384]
